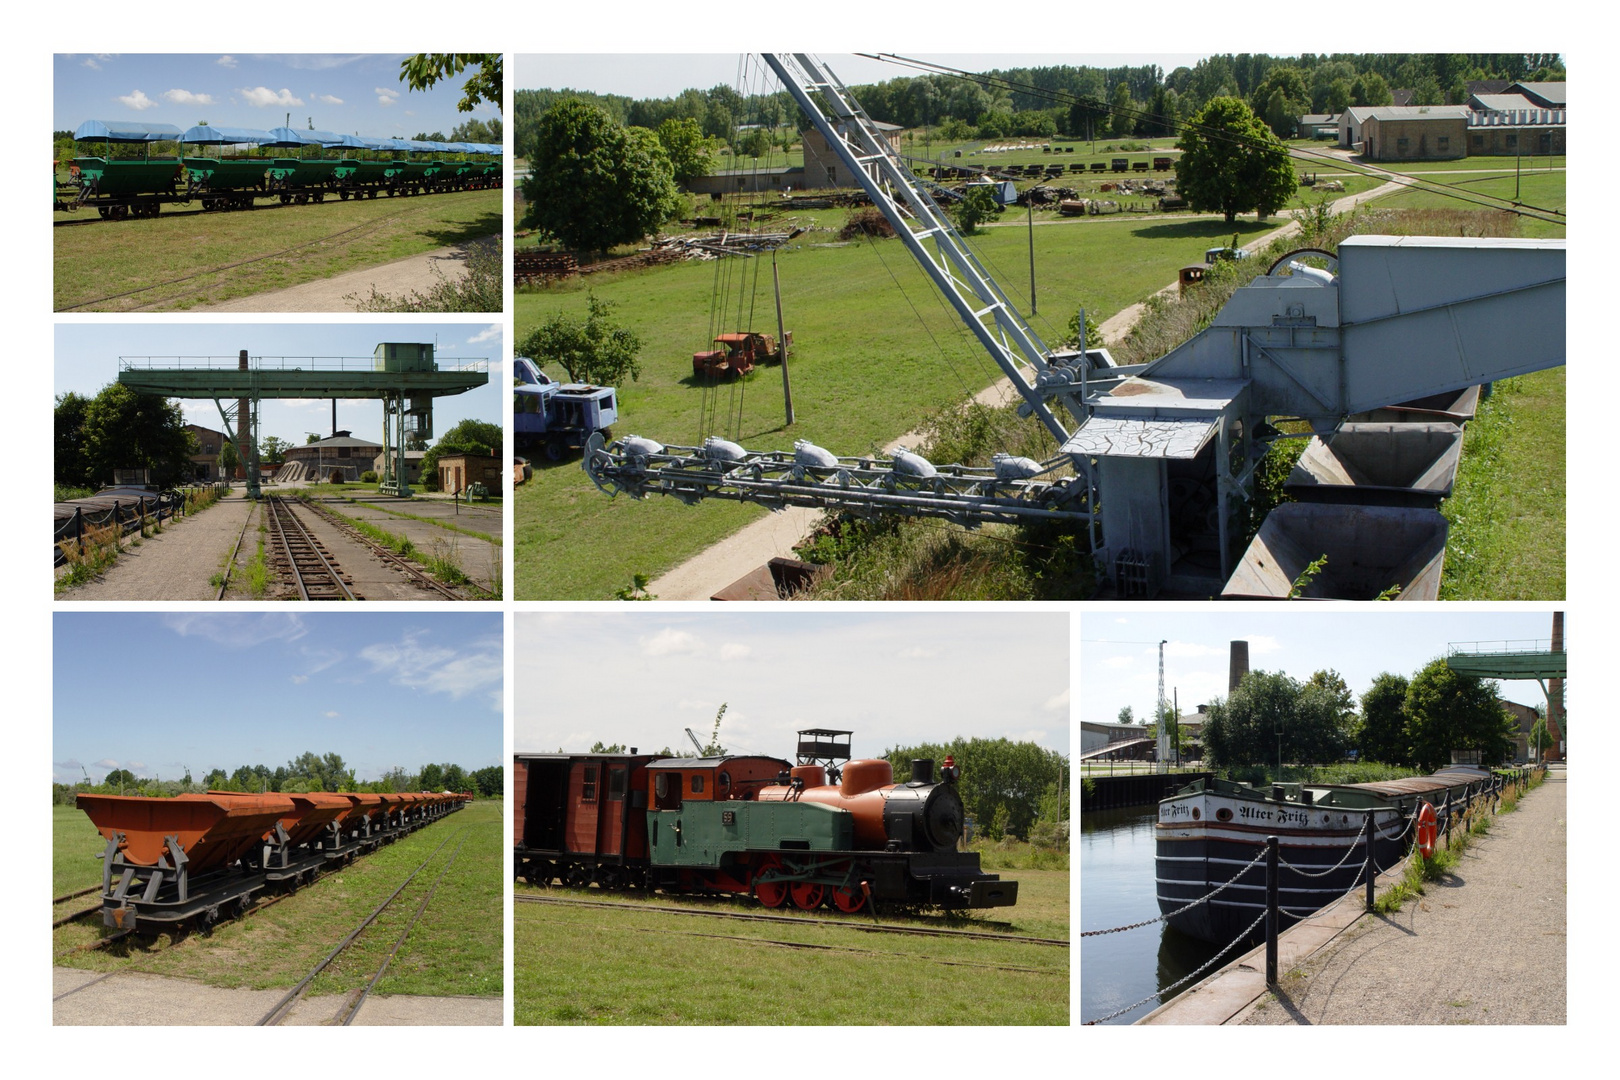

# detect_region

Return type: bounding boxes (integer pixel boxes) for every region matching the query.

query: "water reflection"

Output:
[1080,803,1224,1024]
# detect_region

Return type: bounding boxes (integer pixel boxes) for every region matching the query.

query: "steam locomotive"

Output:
[513,729,1016,912]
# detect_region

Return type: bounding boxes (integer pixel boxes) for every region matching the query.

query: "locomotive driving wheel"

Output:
[831,885,866,913]
[790,882,826,911]
[752,857,787,909]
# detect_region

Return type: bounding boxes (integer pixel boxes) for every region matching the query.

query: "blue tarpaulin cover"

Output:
[74,120,183,142]
[180,125,276,145]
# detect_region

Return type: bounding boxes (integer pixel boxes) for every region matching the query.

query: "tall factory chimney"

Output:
[1229,640,1250,693]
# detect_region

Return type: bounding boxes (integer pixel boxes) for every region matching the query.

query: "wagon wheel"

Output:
[544,439,566,463]
[563,864,592,889]
[831,885,867,913]
[752,857,787,909]
[280,193,292,205]
[790,882,826,911]
[597,866,625,891]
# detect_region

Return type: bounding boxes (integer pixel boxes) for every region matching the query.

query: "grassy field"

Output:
[1439,368,1565,599]
[513,870,1069,1025]
[54,189,501,311]
[53,804,108,898]
[54,799,502,999]
[1374,170,1566,238]
[513,211,1283,598]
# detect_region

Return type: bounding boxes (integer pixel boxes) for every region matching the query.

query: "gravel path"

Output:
[53,968,499,1025]
[1240,768,1567,1025]
[55,495,254,602]
[195,236,496,312]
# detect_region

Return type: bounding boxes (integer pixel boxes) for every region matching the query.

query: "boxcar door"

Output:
[568,762,602,854]
[599,764,630,856]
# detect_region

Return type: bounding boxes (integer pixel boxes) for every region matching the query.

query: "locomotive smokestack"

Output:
[1229,640,1250,692]
[910,759,934,785]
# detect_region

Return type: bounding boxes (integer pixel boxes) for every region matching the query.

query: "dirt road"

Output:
[53,967,500,1025]
[197,236,496,312]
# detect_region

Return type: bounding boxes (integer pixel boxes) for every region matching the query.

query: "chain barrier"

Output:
[1083,909,1268,1026]
[1080,844,1269,938]
[1277,820,1373,879]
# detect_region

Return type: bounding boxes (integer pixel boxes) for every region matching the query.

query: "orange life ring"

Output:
[1415,801,1438,859]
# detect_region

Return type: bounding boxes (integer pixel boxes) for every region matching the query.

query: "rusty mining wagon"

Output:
[692,331,791,380]
[75,789,469,932]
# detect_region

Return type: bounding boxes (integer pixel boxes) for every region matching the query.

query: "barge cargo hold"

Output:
[1154,766,1495,945]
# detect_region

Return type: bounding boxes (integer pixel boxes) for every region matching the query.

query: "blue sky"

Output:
[55,53,499,139]
[1081,609,1566,725]
[515,611,1070,759]
[53,612,502,784]
[55,322,501,451]
[516,53,1211,101]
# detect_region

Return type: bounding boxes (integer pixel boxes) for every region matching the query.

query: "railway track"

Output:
[265,496,361,600]
[513,892,1069,948]
[295,498,472,599]
[258,824,474,1026]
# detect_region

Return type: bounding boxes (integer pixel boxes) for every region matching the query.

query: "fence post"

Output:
[1265,835,1279,985]
[74,507,84,556]
[1364,809,1376,912]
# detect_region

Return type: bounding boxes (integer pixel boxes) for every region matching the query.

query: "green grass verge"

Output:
[54,800,502,998]
[55,189,502,311]
[1439,369,1565,599]
[513,870,1068,1024]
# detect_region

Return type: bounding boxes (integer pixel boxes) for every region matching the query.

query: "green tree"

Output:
[450,117,502,144]
[954,185,1003,236]
[103,768,137,790]
[1116,705,1135,726]
[1251,66,1310,136]
[1351,72,1393,107]
[419,762,445,791]
[399,54,502,113]
[472,764,503,798]
[517,291,643,386]
[78,383,197,489]
[220,437,240,479]
[204,768,228,789]
[1202,669,1353,770]
[1404,659,1518,771]
[260,435,293,465]
[655,117,716,184]
[1528,715,1550,762]
[520,100,679,253]
[1175,97,1297,223]
[1108,81,1136,137]
[54,392,92,489]
[286,751,349,792]
[883,737,1065,842]
[1358,672,1411,765]
[442,764,468,792]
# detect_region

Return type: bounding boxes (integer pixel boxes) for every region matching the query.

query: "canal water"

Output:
[1080,804,1228,1025]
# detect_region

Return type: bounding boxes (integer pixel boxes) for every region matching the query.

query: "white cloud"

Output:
[1043,688,1071,711]
[290,674,308,684]
[1103,655,1135,669]
[215,55,238,68]
[720,643,752,661]
[239,86,304,108]
[94,758,119,770]
[317,94,344,105]
[642,628,701,657]
[82,56,104,70]
[375,86,399,107]
[1246,635,1283,655]
[467,324,501,345]
[324,710,340,718]
[898,646,939,659]
[358,631,502,702]
[163,89,216,107]
[162,612,307,648]
[118,89,157,111]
